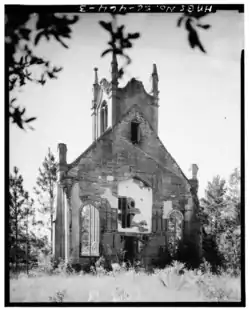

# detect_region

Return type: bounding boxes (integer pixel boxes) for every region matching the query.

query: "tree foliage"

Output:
[6,10,79,130]
[7,9,212,131]
[33,148,57,248]
[200,169,241,275]
[201,175,227,235]
[9,166,34,269]
[225,168,241,225]
[99,14,140,79]
[177,12,211,53]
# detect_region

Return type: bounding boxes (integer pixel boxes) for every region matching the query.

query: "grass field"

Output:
[10,267,241,302]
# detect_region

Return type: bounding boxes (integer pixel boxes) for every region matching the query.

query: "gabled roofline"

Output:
[118,77,154,102]
[119,104,191,186]
[67,127,112,170]
[66,104,191,189]
[156,135,191,185]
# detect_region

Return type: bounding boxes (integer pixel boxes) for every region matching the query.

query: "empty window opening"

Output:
[131,121,140,144]
[80,204,99,257]
[166,210,183,256]
[118,197,136,228]
[100,101,108,134]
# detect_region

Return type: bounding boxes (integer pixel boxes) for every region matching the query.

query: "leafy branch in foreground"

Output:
[6,11,79,130]
[99,14,140,79]
[7,10,213,131]
[177,12,211,53]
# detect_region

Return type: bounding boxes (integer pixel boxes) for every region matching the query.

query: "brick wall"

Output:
[65,106,200,267]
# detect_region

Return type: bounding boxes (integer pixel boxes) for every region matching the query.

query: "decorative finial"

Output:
[151,63,159,103]
[190,164,199,180]
[111,50,118,85]
[57,143,67,165]
[152,64,158,81]
[94,67,98,84]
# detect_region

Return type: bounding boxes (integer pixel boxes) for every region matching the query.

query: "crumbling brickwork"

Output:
[53,59,201,269]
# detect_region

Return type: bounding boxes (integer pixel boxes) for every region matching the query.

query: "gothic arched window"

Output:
[167,210,183,255]
[100,101,108,134]
[80,204,99,256]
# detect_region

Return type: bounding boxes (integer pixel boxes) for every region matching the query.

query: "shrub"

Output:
[157,261,197,291]
[199,258,213,275]
[202,233,225,274]
[10,259,241,302]
[112,286,131,301]
[151,246,172,269]
[49,290,66,302]
[177,241,201,269]
[71,263,82,273]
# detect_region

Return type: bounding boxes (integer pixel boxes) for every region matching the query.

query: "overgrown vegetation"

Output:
[8,7,241,303]
[10,257,240,302]
[200,168,241,276]
[33,148,57,250]
[9,166,241,289]
[9,159,56,275]
[9,166,35,273]
[9,162,241,303]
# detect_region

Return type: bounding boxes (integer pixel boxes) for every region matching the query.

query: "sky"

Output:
[9,11,244,199]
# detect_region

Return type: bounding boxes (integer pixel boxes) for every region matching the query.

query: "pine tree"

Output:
[9,166,34,272]
[34,148,57,250]
[220,168,241,273]
[200,175,228,271]
[201,175,227,236]
[225,168,241,225]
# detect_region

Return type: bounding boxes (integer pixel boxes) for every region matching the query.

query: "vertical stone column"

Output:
[64,192,69,263]
[189,164,199,195]
[54,183,65,260]
[64,178,73,263]
[184,196,194,240]
[184,164,201,264]
[185,164,199,235]
[54,143,68,262]
[92,110,97,141]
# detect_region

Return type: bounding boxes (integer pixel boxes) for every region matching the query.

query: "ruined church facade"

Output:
[53,54,201,268]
